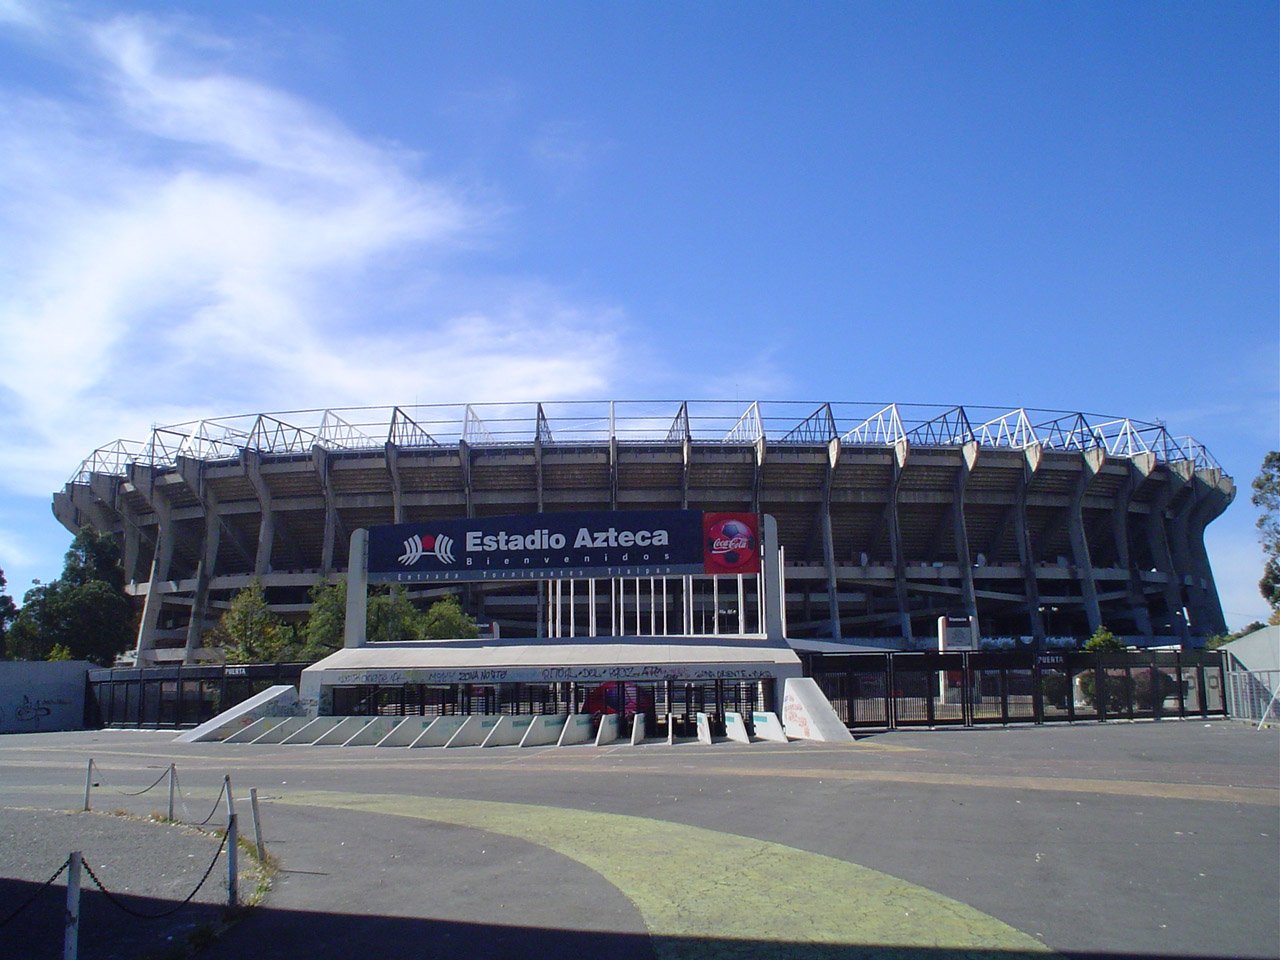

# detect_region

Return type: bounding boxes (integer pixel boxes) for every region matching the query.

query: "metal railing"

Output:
[68,399,1223,483]
[1224,669,1279,726]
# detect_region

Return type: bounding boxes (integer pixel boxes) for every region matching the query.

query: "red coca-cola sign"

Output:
[702,513,760,574]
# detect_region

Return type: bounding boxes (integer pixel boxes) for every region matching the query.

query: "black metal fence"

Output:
[86,650,1227,731]
[799,649,1227,729]
[86,663,307,728]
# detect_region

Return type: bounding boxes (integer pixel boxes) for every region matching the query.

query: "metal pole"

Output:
[167,763,176,821]
[64,852,81,960]
[227,813,239,907]
[82,760,93,812]
[249,788,266,861]
[224,774,235,822]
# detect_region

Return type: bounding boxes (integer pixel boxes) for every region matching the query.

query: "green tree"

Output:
[46,643,74,661]
[5,533,134,664]
[212,580,294,663]
[421,595,479,640]
[299,578,347,662]
[0,568,17,659]
[1082,625,1124,653]
[367,586,427,643]
[1253,452,1280,613]
[299,584,477,660]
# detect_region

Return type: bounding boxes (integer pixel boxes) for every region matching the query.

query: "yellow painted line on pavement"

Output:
[280,790,1053,960]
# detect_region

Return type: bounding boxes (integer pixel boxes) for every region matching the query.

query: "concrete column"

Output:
[183,508,220,661]
[1013,451,1045,640]
[821,438,841,639]
[680,438,691,509]
[1067,450,1104,633]
[344,528,369,648]
[244,452,275,576]
[888,440,913,642]
[1116,457,1154,636]
[533,437,544,513]
[762,514,784,640]
[953,442,979,632]
[314,446,338,575]
[459,439,474,519]
[1144,473,1189,641]
[129,464,175,664]
[751,437,765,516]
[1187,474,1232,636]
[386,443,406,523]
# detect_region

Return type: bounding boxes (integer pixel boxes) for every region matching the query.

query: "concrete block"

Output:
[281,716,342,745]
[696,711,713,745]
[410,715,468,747]
[630,713,646,745]
[595,713,619,746]
[558,713,595,746]
[482,715,531,747]
[343,717,403,746]
[724,711,751,744]
[377,716,439,747]
[518,714,567,747]
[751,711,787,742]
[250,716,311,744]
[225,717,276,743]
[445,714,503,748]
[782,677,855,742]
[315,716,373,746]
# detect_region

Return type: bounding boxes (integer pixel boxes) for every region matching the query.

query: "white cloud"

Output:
[0,10,622,498]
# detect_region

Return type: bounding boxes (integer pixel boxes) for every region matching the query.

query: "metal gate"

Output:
[800,649,1227,730]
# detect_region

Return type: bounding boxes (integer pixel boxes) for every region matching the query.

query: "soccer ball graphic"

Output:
[709,518,756,568]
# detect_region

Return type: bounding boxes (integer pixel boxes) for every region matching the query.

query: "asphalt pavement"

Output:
[0,719,1276,960]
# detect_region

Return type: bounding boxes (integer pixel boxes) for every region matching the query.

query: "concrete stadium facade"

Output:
[52,401,1234,664]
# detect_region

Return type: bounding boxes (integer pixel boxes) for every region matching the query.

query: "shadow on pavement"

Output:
[2,876,1264,960]
[0,876,226,960]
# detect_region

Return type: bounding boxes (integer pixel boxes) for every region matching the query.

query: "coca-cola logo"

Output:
[703,514,759,574]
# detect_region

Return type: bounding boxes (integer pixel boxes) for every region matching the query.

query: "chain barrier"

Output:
[79,829,229,921]
[0,856,70,929]
[189,778,228,827]
[90,762,171,797]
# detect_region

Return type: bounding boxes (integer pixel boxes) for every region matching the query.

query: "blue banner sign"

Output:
[365,509,757,583]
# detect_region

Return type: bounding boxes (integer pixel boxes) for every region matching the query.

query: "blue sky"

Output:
[0,1,1275,628]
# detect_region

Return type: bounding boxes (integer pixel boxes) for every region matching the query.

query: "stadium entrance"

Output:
[297,510,803,726]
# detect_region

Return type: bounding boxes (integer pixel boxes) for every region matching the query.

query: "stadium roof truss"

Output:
[69,400,1223,484]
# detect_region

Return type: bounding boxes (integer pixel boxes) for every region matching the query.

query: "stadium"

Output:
[53,400,1233,665]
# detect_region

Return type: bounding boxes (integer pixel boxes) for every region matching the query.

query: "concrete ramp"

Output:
[518,714,567,747]
[751,711,787,742]
[282,717,343,745]
[377,716,439,747]
[251,716,312,744]
[344,717,404,746]
[558,714,595,746]
[482,715,530,747]
[411,715,468,748]
[782,677,854,742]
[595,714,620,746]
[724,711,751,744]
[175,685,299,743]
